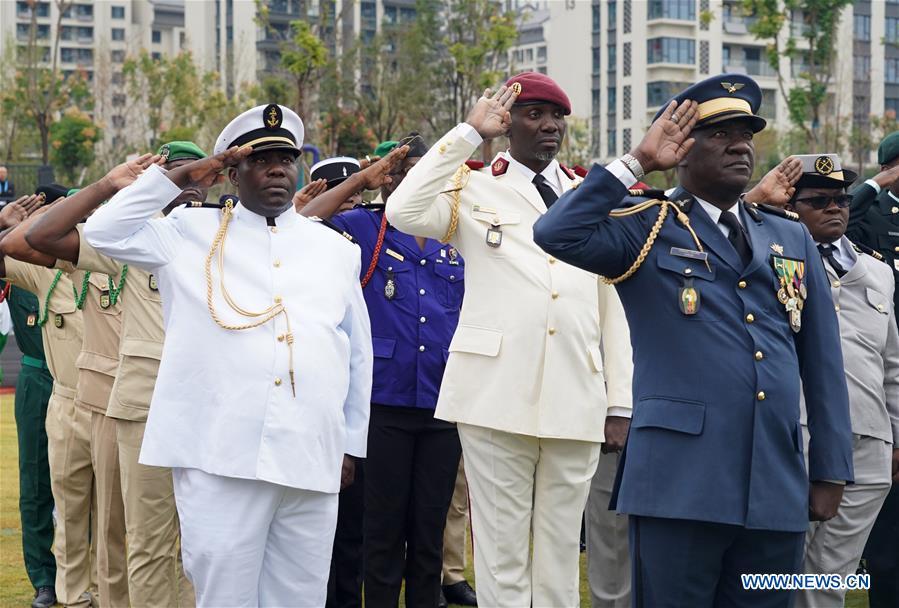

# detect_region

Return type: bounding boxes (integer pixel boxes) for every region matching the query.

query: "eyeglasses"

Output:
[794,194,853,209]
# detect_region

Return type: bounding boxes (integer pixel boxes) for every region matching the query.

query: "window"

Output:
[888,18,899,44]
[112,115,126,129]
[853,55,871,77]
[648,0,695,21]
[17,1,50,17]
[112,28,125,41]
[111,72,123,85]
[607,87,617,115]
[647,81,692,106]
[526,48,534,62]
[647,38,695,64]
[151,52,161,61]
[886,58,899,84]
[384,5,397,23]
[592,47,601,73]
[152,30,161,43]
[180,32,185,49]
[853,15,870,41]
[700,40,709,73]
[537,46,547,63]
[111,49,125,63]
[608,44,617,71]
[16,23,50,40]
[60,47,92,63]
[607,129,617,156]
[608,1,617,30]
[592,4,601,31]
[112,94,127,107]
[111,5,125,19]
[399,7,416,22]
[886,97,899,116]
[537,66,547,74]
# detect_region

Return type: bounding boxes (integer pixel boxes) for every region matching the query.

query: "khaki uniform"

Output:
[442,457,469,586]
[77,227,191,608]
[60,233,130,608]
[4,259,92,607]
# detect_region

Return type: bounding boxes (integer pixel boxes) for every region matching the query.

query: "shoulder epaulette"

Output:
[308,216,356,244]
[851,241,885,261]
[560,164,577,180]
[628,188,668,199]
[752,203,799,221]
[181,200,226,209]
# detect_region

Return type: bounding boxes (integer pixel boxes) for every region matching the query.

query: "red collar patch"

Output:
[492,157,509,176]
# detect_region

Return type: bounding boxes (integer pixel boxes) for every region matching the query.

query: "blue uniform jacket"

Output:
[532,165,854,532]
[332,208,464,409]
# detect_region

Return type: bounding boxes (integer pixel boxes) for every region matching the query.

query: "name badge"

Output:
[670,247,708,261]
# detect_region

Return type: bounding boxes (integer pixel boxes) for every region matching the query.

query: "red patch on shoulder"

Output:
[492,157,509,176]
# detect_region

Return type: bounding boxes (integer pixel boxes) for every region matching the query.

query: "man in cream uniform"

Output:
[83,104,373,607]
[386,74,633,607]
[779,154,899,608]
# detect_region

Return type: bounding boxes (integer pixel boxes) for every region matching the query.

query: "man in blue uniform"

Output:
[304,135,464,608]
[533,74,854,608]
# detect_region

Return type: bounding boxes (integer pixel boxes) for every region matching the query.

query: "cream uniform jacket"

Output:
[83,165,373,494]
[386,124,633,442]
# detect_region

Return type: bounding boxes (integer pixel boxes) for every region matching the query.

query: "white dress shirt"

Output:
[83,165,373,493]
[818,235,858,273]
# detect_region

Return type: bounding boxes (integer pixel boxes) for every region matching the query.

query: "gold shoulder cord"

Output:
[439,164,471,244]
[205,198,297,396]
[602,197,710,285]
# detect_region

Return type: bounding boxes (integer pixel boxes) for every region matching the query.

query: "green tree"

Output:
[280,20,329,119]
[13,0,92,164]
[743,0,853,148]
[49,108,102,184]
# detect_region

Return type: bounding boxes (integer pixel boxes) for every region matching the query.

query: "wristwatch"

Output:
[620,153,645,180]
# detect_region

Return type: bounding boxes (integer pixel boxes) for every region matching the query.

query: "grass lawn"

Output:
[0,393,870,607]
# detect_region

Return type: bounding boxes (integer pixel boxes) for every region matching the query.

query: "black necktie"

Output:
[718,211,752,267]
[817,243,847,278]
[532,174,558,208]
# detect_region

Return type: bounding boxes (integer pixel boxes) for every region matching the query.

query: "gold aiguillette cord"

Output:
[205,199,296,396]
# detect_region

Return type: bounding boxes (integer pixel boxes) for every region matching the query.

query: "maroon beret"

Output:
[505,72,571,115]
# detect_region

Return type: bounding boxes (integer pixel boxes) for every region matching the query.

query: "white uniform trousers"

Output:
[458,423,601,608]
[172,468,339,608]
[797,433,892,608]
[586,452,630,608]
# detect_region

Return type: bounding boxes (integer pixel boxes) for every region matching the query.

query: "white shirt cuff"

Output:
[606,159,639,189]
[455,123,484,147]
[864,179,882,194]
[607,406,632,419]
[821,479,847,485]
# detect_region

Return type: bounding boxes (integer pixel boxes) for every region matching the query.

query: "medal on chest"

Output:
[678,278,700,315]
[486,218,503,248]
[771,255,806,333]
[26,313,37,327]
[149,274,158,291]
[54,314,64,329]
[448,247,460,265]
[384,269,396,300]
[100,290,111,309]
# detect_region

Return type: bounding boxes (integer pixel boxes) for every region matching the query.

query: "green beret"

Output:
[878,131,899,165]
[157,141,207,162]
[373,140,398,158]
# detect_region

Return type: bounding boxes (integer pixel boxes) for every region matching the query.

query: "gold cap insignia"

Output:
[511,82,522,95]
[721,82,745,94]
[263,104,283,130]
[814,155,834,175]
[159,144,170,161]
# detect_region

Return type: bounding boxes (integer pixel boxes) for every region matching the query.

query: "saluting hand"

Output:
[292,179,328,211]
[101,153,163,192]
[630,100,699,174]
[357,144,410,190]
[466,85,519,141]
[0,194,43,229]
[743,156,803,207]
[168,146,252,190]
[870,163,899,191]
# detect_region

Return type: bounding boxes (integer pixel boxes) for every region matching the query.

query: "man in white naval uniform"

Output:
[83,104,373,607]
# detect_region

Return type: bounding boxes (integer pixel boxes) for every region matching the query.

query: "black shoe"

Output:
[443,581,477,606]
[438,588,449,608]
[32,586,56,608]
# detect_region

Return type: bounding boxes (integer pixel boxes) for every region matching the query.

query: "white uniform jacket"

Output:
[84,165,372,493]
[386,124,633,442]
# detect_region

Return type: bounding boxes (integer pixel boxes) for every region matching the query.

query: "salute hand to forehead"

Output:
[466,85,520,140]
[167,146,253,190]
[100,153,164,192]
[0,194,44,229]
[629,99,699,174]
[744,156,803,206]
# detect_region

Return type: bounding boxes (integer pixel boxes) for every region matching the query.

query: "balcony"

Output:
[723,59,776,77]
[723,16,758,35]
